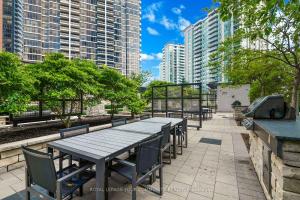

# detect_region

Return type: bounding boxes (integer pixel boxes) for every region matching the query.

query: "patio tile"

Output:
[187,192,212,200]
[167,181,190,198]
[174,172,195,185]
[216,173,237,186]
[238,188,266,199]
[0,185,16,199]
[179,165,198,176]
[0,172,21,186]
[160,192,185,200]
[0,113,267,200]
[213,193,238,200]
[191,181,214,198]
[214,182,239,199]
[201,160,219,169]
[10,181,25,192]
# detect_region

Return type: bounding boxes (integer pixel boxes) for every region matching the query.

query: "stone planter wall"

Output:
[249,132,300,200]
[0,123,112,174]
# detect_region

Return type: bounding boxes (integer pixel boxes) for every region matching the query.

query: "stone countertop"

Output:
[254,118,300,141]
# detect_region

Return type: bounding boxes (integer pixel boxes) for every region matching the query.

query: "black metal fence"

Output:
[151,83,203,129]
[9,96,83,127]
[202,92,217,119]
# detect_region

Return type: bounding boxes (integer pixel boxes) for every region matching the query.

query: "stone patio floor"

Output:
[0,113,266,200]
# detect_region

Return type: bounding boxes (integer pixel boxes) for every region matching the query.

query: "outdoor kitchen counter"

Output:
[253,118,300,158]
[254,118,300,141]
[250,119,300,200]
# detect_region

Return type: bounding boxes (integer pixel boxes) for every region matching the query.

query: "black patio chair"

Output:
[140,114,151,120]
[176,117,188,155]
[58,125,90,171]
[160,122,172,164]
[22,145,95,200]
[112,118,127,127]
[109,135,163,200]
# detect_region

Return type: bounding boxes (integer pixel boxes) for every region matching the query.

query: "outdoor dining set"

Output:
[21,115,188,200]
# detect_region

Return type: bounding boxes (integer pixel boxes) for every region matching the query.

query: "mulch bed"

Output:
[0,115,128,145]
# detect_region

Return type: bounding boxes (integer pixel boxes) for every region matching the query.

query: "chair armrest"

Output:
[56,163,94,183]
[112,158,136,168]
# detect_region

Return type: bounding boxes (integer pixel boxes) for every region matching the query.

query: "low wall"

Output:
[0,123,112,174]
[249,132,300,200]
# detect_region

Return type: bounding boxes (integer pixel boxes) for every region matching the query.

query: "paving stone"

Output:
[187,192,212,200]
[167,181,190,198]
[179,165,198,176]
[0,113,266,200]
[214,181,239,198]
[213,193,238,200]
[160,192,185,200]
[216,173,237,185]
[0,185,16,199]
[10,180,25,192]
[191,181,214,198]
[174,172,195,185]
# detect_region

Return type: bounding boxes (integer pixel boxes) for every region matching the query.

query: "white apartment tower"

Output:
[184,9,236,89]
[160,44,185,84]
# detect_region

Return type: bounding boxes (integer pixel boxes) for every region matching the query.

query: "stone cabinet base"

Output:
[249,132,300,200]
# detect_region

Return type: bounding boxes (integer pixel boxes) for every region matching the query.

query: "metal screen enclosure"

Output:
[151,83,202,129]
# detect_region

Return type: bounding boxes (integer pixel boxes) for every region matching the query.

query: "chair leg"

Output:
[131,168,137,200]
[168,146,172,164]
[159,166,163,196]
[59,152,63,172]
[184,131,188,148]
[25,190,30,200]
[105,162,109,200]
[132,185,137,200]
[177,134,183,155]
[25,168,30,200]
[68,155,72,167]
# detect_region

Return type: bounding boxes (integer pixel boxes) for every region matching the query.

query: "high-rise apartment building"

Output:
[184,9,236,89]
[160,44,185,84]
[1,0,23,54]
[1,0,141,76]
[0,0,2,50]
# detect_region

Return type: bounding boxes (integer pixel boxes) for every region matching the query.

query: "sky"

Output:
[140,0,218,80]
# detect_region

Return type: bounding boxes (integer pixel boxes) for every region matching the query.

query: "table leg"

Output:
[96,160,106,200]
[173,128,177,159]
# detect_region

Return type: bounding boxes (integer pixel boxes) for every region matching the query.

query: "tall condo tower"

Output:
[183,9,236,90]
[1,0,141,76]
[160,44,185,84]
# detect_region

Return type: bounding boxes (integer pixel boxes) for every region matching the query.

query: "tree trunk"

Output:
[110,102,114,119]
[288,70,300,118]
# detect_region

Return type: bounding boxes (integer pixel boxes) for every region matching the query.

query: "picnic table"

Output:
[47,117,183,200]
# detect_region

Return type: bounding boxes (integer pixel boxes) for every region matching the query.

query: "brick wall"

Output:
[249,132,300,200]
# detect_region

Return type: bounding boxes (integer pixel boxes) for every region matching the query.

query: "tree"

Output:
[142,80,170,103]
[29,53,102,127]
[99,66,133,118]
[211,48,294,102]
[215,0,300,116]
[0,52,35,114]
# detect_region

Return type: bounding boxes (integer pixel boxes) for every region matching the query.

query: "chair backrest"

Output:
[182,117,188,132]
[60,124,89,139]
[160,122,171,147]
[22,146,57,194]
[140,114,150,120]
[136,135,162,174]
[112,118,127,127]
